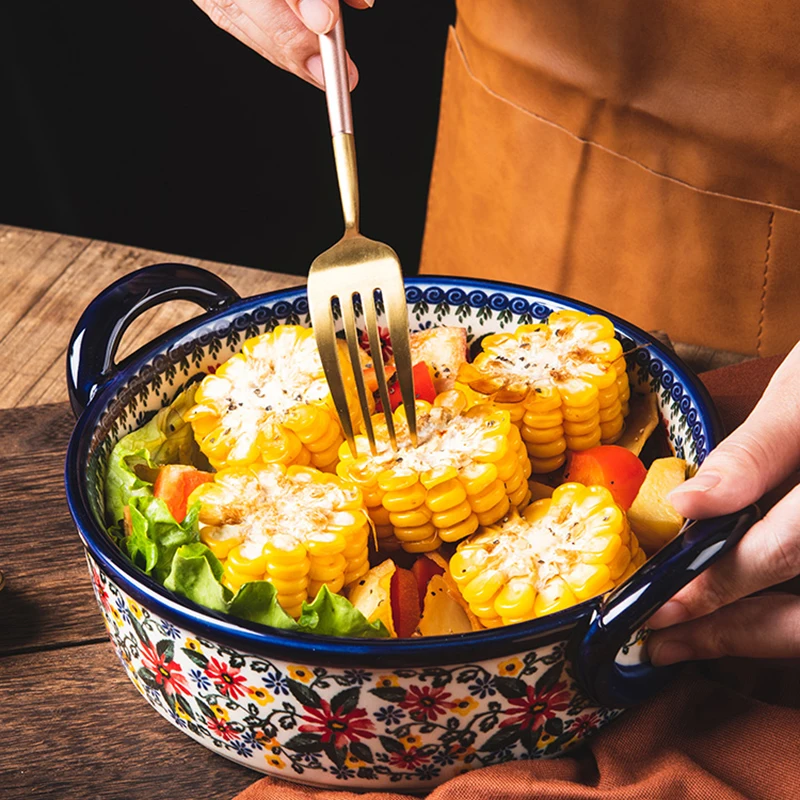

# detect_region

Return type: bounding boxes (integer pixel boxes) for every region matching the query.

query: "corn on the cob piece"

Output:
[449,482,645,628]
[336,389,533,554]
[187,325,364,474]
[190,463,371,617]
[456,311,630,473]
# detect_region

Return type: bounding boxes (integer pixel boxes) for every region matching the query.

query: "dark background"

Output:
[0,1,455,276]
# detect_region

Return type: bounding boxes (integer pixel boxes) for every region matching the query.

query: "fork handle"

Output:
[319,17,352,135]
[319,18,360,233]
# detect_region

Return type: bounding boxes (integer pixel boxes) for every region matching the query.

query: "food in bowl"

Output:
[67,267,756,788]
[102,311,684,642]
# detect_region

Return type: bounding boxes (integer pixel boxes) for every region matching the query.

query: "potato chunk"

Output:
[627,457,687,553]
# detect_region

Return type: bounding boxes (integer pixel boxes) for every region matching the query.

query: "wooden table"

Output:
[0,225,304,800]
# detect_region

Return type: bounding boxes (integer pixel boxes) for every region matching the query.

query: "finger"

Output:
[284,0,337,34]
[305,52,360,90]
[648,593,800,665]
[194,0,332,86]
[648,482,800,628]
[668,343,800,520]
[343,0,374,8]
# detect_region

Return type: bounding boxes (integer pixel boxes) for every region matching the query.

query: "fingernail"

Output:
[648,600,690,629]
[297,0,334,34]
[306,54,325,86]
[668,472,721,498]
[363,0,375,7]
[649,640,695,667]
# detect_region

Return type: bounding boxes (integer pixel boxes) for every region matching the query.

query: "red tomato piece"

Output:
[410,556,446,606]
[390,567,422,638]
[154,464,214,522]
[563,446,647,510]
[380,362,438,412]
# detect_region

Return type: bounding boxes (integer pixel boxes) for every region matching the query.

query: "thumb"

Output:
[669,345,800,520]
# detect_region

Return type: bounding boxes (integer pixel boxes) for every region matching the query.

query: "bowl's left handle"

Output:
[67,263,241,417]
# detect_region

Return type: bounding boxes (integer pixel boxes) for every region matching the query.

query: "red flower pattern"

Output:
[299,700,376,748]
[358,326,393,362]
[500,681,571,732]
[207,716,240,741]
[399,685,456,722]
[388,746,430,770]
[204,657,248,699]
[569,711,602,737]
[92,569,111,612]
[140,642,190,696]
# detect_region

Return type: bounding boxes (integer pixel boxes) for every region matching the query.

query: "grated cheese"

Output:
[480,320,609,386]
[367,406,495,473]
[201,468,355,559]
[472,507,594,592]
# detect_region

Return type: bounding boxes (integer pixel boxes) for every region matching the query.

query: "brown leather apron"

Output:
[420,0,800,357]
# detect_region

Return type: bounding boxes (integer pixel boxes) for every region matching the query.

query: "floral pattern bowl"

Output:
[65,264,756,790]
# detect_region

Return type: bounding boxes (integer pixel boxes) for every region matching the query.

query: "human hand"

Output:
[647,342,800,666]
[193,0,371,88]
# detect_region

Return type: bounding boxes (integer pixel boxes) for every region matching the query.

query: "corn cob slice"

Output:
[336,389,533,554]
[449,482,645,628]
[456,311,630,473]
[187,325,364,474]
[191,463,371,617]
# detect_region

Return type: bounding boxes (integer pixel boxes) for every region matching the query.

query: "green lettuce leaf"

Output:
[163,543,389,639]
[228,582,299,631]
[104,384,205,525]
[298,585,388,638]
[164,541,231,613]
[125,495,200,582]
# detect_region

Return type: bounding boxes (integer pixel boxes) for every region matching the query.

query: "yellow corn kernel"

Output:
[432,499,473,528]
[475,495,511,527]
[525,437,568,461]
[534,578,578,617]
[459,462,499,496]
[400,532,442,553]
[389,506,432,528]
[508,480,530,508]
[381,483,428,512]
[468,479,507,514]
[493,580,536,618]
[529,454,566,474]
[394,522,437,543]
[199,526,241,560]
[425,479,468,513]
[438,512,480,543]
[462,570,505,605]
[309,554,347,582]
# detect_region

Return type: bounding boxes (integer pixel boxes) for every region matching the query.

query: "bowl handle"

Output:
[572,504,759,708]
[67,263,241,417]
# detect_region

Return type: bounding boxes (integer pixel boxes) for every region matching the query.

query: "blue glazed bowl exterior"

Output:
[66,271,735,789]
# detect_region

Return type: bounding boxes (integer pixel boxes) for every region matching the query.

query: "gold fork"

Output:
[307,15,417,456]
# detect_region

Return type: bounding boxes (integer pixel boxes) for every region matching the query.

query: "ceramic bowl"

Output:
[65,264,756,790]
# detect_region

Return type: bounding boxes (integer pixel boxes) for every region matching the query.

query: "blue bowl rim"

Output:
[65,274,724,667]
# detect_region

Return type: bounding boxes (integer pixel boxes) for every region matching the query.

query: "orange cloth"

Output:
[234,356,800,800]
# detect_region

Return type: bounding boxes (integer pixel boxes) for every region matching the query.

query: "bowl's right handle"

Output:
[67,263,241,417]
[572,505,759,709]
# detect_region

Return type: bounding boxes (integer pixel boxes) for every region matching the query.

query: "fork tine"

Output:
[364,289,397,449]
[383,275,418,447]
[341,293,377,455]
[308,290,358,457]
